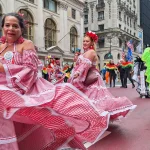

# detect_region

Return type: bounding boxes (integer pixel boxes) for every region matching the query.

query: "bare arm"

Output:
[22,40,35,52]
[83,50,97,62]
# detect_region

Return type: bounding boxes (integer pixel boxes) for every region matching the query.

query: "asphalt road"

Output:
[89,85,150,150]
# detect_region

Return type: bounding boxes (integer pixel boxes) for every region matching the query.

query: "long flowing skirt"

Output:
[0,77,110,150]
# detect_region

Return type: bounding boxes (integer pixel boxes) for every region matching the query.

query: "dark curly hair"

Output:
[1,12,26,34]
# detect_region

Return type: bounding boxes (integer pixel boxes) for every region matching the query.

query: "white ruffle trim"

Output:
[110,105,137,115]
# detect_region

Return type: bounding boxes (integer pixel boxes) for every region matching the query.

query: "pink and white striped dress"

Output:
[69,55,136,120]
[0,44,110,150]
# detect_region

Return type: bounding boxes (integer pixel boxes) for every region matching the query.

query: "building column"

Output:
[35,0,45,51]
[6,0,15,13]
[80,11,84,52]
[57,2,68,52]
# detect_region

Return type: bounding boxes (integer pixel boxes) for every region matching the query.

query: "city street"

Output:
[89,84,150,150]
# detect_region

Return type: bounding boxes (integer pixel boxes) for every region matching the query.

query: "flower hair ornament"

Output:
[86,31,98,43]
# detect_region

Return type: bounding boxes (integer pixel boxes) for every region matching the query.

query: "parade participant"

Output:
[105,69,110,84]
[123,57,135,88]
[42,64,49,80]
[64,64,73,82]
[141,48,150,97]
[54,59,63,80]
[0,13,114,149]
[101,63,106,81]
[106,60,117,87]
[118,59,125,88]
[133,56,149,98]
[69,31,136,121]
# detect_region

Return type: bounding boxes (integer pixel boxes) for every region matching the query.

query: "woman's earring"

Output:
[90,45,94,49]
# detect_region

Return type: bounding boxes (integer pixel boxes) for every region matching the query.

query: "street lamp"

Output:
[105,33,115,59]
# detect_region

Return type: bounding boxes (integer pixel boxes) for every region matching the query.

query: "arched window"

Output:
[70,27,78,53]
[117,53,120,59]
[0,5,2,37]
[44,18,57,48]
[98,37,105,48]
[104,52,113,59]
[119,38,122,48]
[19,9,34,41]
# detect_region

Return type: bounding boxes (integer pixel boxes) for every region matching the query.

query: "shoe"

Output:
[124,85,127,88]
[132,85,135,88]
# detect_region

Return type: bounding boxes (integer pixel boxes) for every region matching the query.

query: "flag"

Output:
[122,46,125,60]
[127,40,134,51]
[126,48,133,62]
[126,40,134,62]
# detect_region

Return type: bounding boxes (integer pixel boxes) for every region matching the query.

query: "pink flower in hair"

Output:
[86,31,98,43]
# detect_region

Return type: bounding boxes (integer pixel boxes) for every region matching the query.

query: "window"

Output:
[98,37,105,48]
[117,53,120,59]
[0,5,2,37]
[127,17,129,25]
[98,0,104,3]
[119,11,122,21]
[99,24,104,31]
[44,18,57,48]
[70,27,78,53]
[124,15,126,23]
[43,0,57,12]
[85,27,88,33]
[134,21,136,29]
[25,0,34,3]
[72,9,76,19]
[19,9,34,41]
[119,39,122,47]
[130,19,132,27]
[98,11,104,20]
[84,15,88,24]
[104,52,113,59]
[119,24,121,29]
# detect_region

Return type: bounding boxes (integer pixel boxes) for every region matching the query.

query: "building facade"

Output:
[0,0,85,66]
[140,0,150,48]
[84,0,143,69]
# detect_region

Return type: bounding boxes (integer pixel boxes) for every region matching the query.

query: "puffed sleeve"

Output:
[69,57,92,90]
[3,50,39,94]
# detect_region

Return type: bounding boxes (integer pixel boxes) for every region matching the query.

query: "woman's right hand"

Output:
[74,73,79,79]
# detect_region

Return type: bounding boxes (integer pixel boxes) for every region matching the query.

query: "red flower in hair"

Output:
[86,31,98,43]
[18,12,24,17]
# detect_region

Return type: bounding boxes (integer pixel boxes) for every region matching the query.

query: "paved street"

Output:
[89,84,150,150]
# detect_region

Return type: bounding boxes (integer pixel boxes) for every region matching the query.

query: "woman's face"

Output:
[83,36,92,50]
[74,54,79,62]
[3,16,22,43]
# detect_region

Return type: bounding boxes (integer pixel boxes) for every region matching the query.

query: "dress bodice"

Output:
[0,44,23,65]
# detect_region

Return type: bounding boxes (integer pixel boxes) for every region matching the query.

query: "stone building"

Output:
[84,0,143,69]
[0,0,85,66]
[140,0,150,48]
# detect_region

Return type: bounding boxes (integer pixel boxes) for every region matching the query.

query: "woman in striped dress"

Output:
[0,13,111,150]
